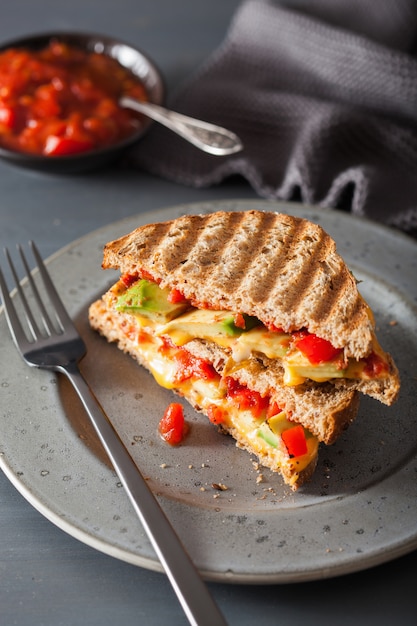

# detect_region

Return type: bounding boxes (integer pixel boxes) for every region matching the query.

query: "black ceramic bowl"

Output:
[0,31,165,173]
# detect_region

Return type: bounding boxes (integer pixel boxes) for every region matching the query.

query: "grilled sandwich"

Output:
[89,210,400,489]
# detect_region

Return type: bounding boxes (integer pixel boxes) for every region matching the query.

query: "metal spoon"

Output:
[120,96,243,156]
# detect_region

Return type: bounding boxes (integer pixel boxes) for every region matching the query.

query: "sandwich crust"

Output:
[102,210,375,360]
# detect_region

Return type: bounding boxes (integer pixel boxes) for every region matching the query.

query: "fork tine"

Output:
[4,246,41,341]
[30,241,75,332]
[19,244,57,335]
[0,264,32,348]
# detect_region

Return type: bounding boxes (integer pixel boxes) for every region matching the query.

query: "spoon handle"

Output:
[121,96,243,156]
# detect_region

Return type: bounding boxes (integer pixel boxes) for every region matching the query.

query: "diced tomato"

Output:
[266,323,286,332]
[158,403,188,445]
[207,405,225,425]
[281,425,308,458]
[137,329,152,344]
[173,348,218,383]
[158,335,176,354]
[137,268,159,283]
[120,272,139,288]
[168,288,188,304]
[293,331,342,364]
[363,351,388,377]
[43,135,94,155]
[225,377,269,418]
[233,313,246,329]
[0,41,149,156]
[0,104,16,129]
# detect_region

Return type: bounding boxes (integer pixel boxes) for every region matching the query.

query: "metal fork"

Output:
[0,242,227,626]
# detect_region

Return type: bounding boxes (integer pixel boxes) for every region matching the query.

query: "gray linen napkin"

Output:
[132,0,417,237]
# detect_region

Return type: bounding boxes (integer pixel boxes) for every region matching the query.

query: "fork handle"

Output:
[60,362,227,626]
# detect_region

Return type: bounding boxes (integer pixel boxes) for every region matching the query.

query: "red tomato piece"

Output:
[233,313,246,329]
[43,135,94,156]
[137,268,159,283]
[0,105,16,128]
[167,288,188,304]
[173,348,218,383]
[225,377,269,418]
[207,405,225,425]
[363,351,388,377]
[266,401,283,419]
[266,323,286,332]
[293,331,342,364]
[158,403,188,445]
[120,272,139,288]
[281,425,308,458]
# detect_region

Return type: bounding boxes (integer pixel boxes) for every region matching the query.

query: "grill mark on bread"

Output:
[240,216,340,331]
[237,216,307,308]
[273,225,344,323]
[207,211,281,300]
[265,219,326,312]
[163,212,249,294]
[310,268,357,328]
[103,222,171,274]
[152,214,206,273]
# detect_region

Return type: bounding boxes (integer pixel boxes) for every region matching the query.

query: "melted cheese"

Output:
[121,322,318,483]
[112,280,388,388]
[156,308,388,386]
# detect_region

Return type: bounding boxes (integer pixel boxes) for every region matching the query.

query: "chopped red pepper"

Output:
[293,331,342,364]
[281,425,308,458]
[158,402,189,445]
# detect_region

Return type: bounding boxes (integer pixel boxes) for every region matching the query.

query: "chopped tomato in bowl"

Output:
[0,32,164,173]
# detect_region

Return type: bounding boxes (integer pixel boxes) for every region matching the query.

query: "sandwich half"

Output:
[89,210,400,490]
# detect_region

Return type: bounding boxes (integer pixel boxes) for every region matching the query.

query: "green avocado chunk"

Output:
[157,308,261,346]
[116,279,188,322]
[257,421,279,448]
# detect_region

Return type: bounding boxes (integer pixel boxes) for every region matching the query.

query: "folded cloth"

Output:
[132,0,417,237]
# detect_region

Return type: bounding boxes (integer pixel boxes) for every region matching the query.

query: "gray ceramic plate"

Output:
[1,200,416,584]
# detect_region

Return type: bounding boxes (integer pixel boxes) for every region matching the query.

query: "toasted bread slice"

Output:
[102,210,373,359]
[101,210,400,405]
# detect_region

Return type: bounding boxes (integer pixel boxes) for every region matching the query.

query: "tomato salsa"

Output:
[0,40,148,156]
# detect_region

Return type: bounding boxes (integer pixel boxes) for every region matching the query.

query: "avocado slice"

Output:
[157,308,261,348]
[267,411,289,436]
[257,421,279,448]
[116,279,189,322]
